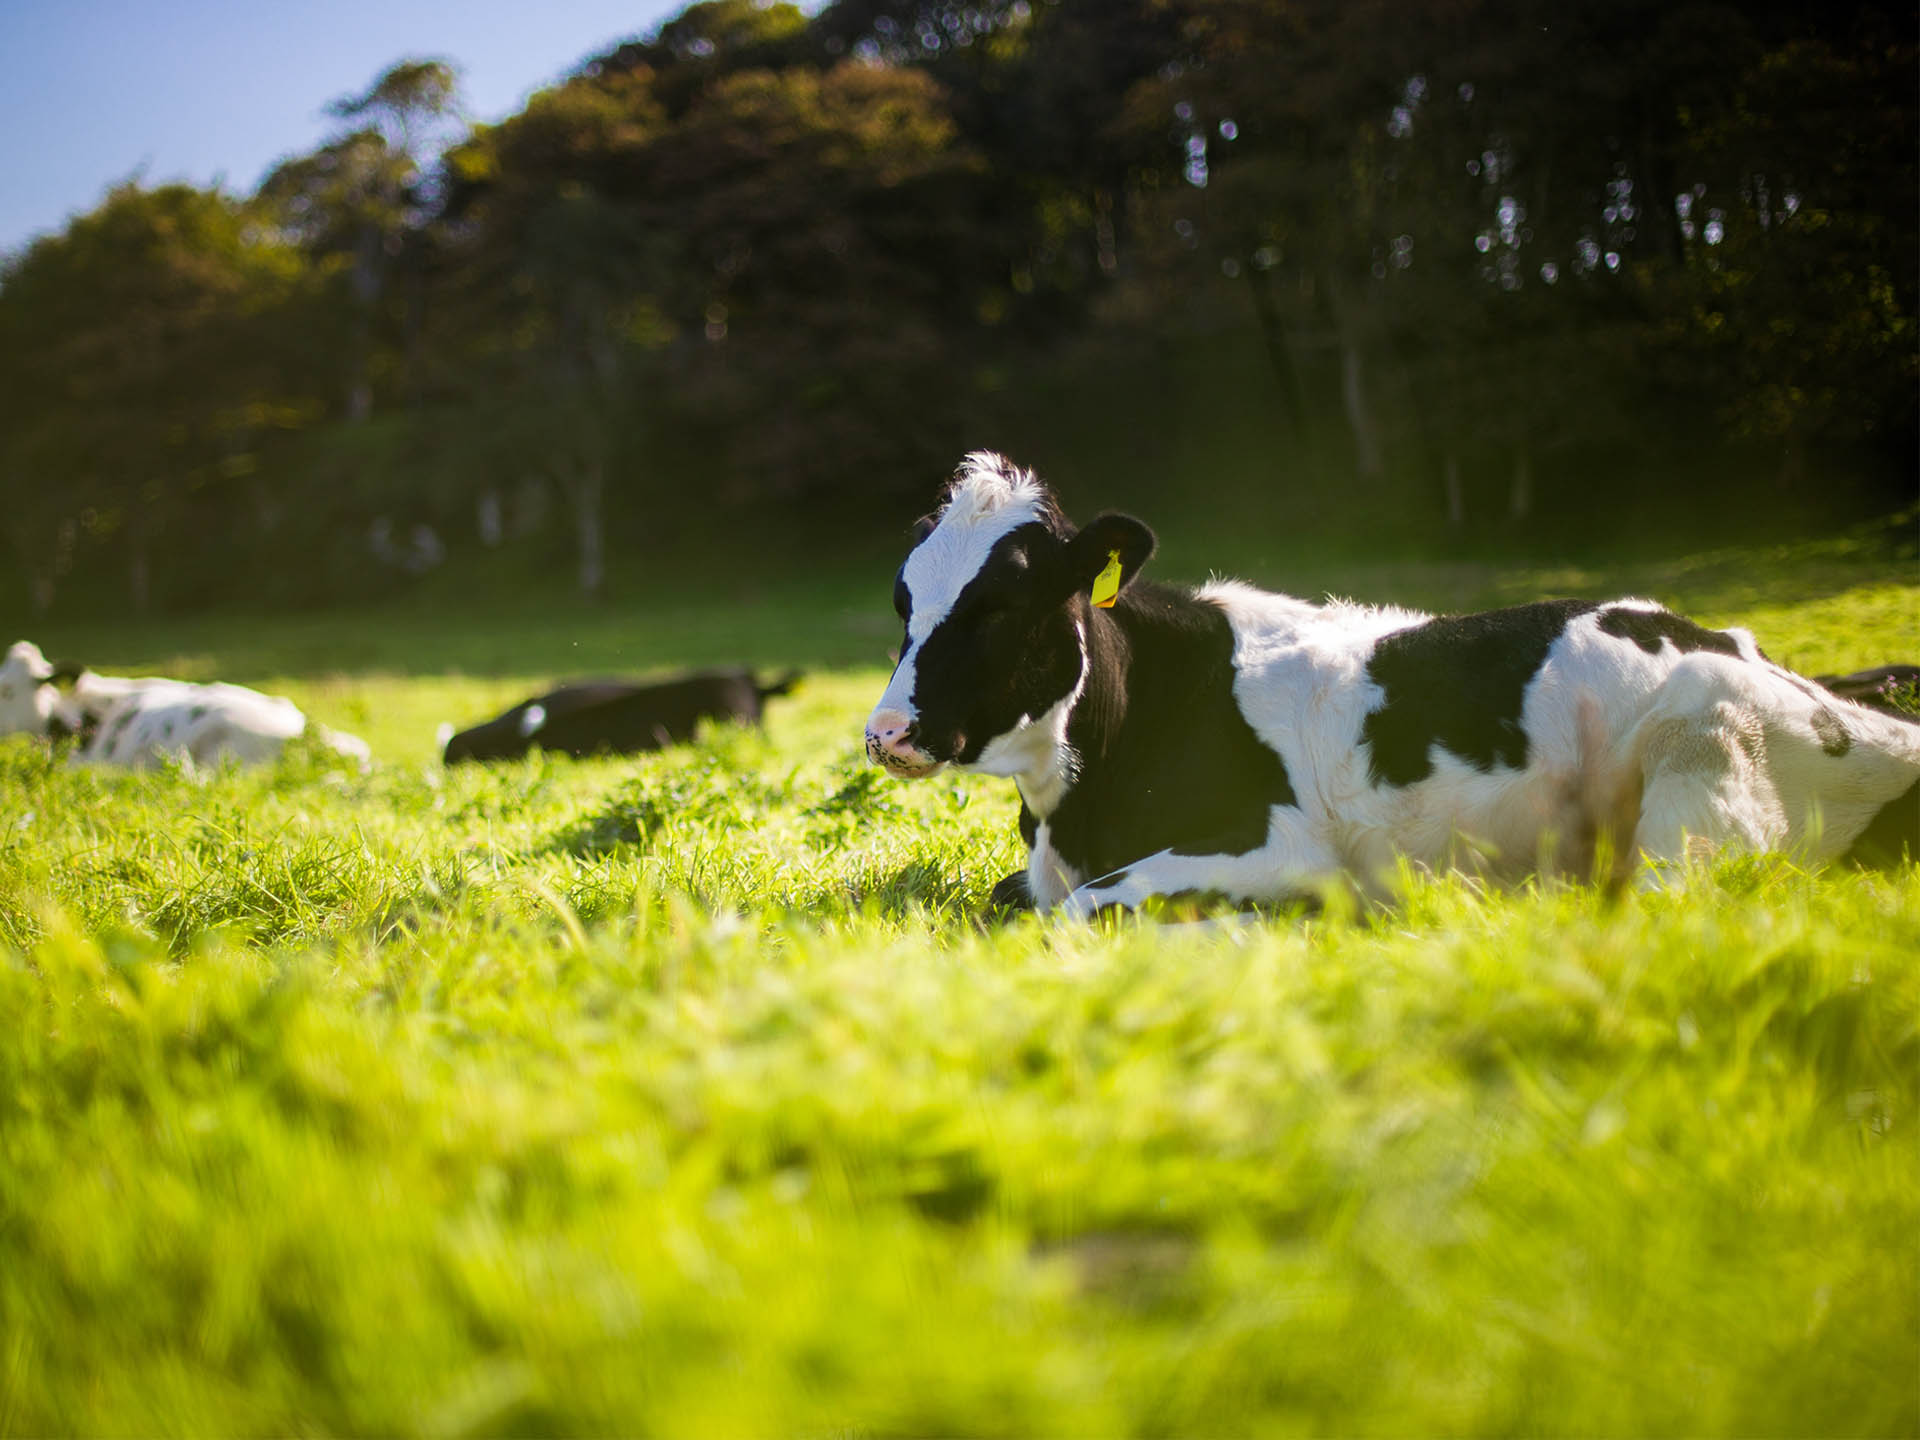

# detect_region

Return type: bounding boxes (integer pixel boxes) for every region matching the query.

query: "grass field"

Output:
[2,522,1917,1435]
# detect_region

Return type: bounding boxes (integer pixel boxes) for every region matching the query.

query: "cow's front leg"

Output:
[988,869,1034,911]
[1057,815,1335,921]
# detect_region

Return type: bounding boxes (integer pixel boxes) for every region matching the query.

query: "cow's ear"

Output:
[1062,512,1156,605]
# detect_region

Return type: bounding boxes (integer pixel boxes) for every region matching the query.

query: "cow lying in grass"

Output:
[442,669,802,763]
[864,453,1920,917]
[0,640,369,771]
[1815,663,1920,716]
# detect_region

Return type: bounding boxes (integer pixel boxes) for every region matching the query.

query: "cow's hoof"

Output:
[987,870,1033,913]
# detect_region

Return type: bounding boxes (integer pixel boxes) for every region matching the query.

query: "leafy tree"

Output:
[260,59,461,422]
[0,184,310,613]
[6,0,1914,618]
[1653,15,1918,491]
[433,28,1009,596]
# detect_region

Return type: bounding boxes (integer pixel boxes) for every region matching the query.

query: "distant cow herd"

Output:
[0,642,796,774]
[5,451,1917,912]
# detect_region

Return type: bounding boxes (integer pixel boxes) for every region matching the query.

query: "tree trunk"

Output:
[477,489,504,547]
[128,507,152,615]
[1341,339,1383,481]
[402,259,427,410]
[1509,441,1533,522]
[1243,263,1305,430]
[1634,120,1681,264]
[347,369,373,423]
[1326,271,1383,481]
[1777,436,1805,493]
[347,224,383,423]
[347,361,373,423]
[571,457,605,599]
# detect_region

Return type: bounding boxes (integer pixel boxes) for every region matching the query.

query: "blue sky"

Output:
[0,0,699,257]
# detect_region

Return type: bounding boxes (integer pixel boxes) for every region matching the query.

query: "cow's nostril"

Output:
[867,708,914,745]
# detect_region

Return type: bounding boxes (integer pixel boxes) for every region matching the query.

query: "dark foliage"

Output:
[1,0,1913,616]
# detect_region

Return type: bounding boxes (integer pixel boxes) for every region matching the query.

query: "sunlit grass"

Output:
[1,537,1916,1435]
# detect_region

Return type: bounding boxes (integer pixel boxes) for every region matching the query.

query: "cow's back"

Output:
[541,671,762,755]
[1207,590,1799,878]
[79,677,306,770]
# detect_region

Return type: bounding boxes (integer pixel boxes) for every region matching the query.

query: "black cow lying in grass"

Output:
[442,669,801,763]
[1816,664,1920,717]
[864,452,1920,917]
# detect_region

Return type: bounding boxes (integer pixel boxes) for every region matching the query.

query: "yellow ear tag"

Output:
[1090,549,1123,609]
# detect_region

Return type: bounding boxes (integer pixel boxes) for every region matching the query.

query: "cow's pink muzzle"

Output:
[865,708,943,778]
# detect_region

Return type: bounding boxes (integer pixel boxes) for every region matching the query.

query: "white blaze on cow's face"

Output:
[864,453,1108,798]
[865,453,1063,777]
[0,641,60,737]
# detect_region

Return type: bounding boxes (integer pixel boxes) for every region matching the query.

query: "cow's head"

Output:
[0,640,82,738]
[865,453,1154,780]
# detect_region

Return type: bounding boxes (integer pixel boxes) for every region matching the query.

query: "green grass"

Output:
[1,529,1917,1436]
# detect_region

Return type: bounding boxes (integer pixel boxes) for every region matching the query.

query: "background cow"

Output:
[0,641,74,739]
[441,669,802,763]
[1815,664,1920,717]
[865,454,1920,917]
[1,640,369,771]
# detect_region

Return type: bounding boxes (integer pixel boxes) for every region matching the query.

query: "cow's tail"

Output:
[757,669,803,702]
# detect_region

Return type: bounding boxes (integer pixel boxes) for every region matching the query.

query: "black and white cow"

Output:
[0,640,370,771]
[864,454,1920,917]
[441,669,802,763]
[1815,663,1920,716]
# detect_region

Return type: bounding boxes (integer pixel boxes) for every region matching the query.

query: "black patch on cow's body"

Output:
[188,705,207,721]
[1810,707,1853,757]
[104,709,136,749]
[1040,583,1297,882]
[47,707,98,747]
[1843,778,1918,867]
[1596,606,1745,659]
[1017,801,1038,849]
[1362,599,1594,788]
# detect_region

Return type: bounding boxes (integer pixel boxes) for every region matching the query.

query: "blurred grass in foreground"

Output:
[0,531,1915,1435]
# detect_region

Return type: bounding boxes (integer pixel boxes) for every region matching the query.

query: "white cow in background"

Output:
[1,640,369,771]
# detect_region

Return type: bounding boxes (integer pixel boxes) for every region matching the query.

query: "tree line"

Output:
[1,0,1913,615]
